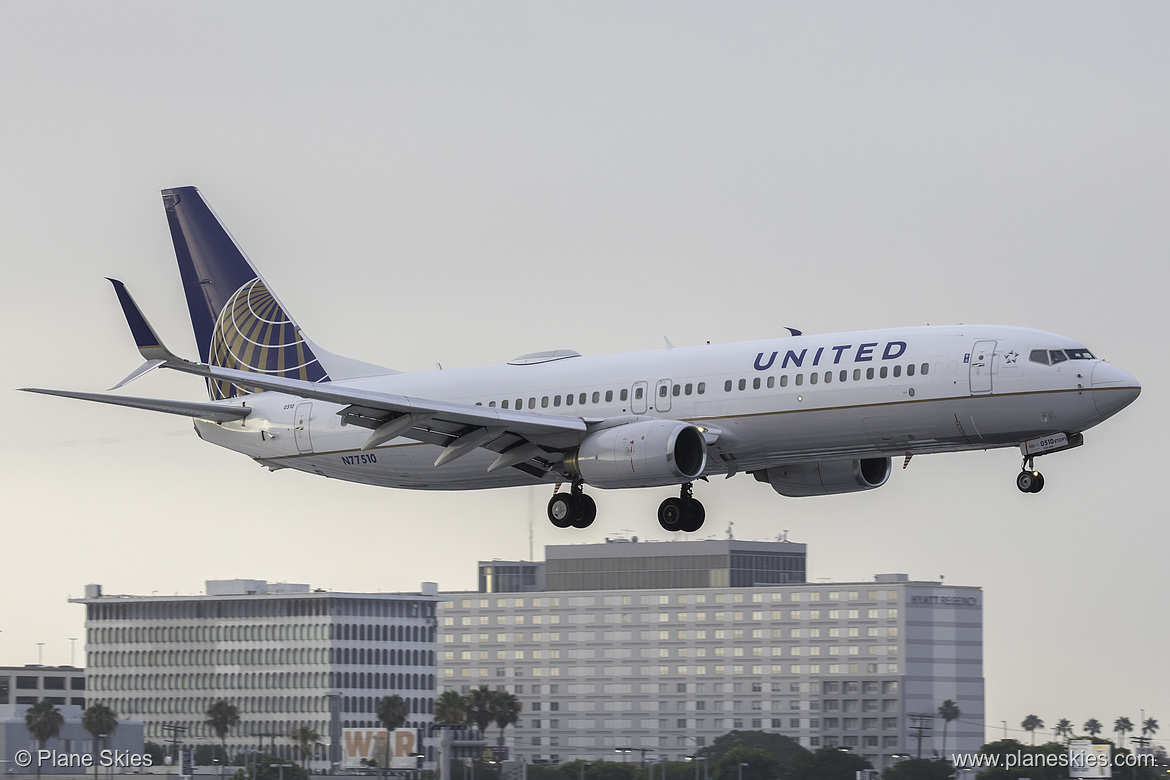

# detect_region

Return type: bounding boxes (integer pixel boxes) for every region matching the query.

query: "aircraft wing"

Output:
[19,387,251,423]
[161,361,587,470]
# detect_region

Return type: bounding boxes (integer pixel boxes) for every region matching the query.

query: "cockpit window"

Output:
[1030,347,1096,366]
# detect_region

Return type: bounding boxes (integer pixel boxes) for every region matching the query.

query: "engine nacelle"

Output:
[564,419,707,489]
[755,457,892,497]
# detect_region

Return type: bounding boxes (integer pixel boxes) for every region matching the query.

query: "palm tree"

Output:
[82,703,119,780]
[938,700,960,756]
[464,685,496,738]
[205,699,240,767]
[1055,718,1073,743]
[1114,716,1134,748]
[1142,717,1159,739]
[1021,715,1044,745]
[434,690,468,726]
[491,691,522,748]
[25,699,64,780]
[1084,718,1103,737]
[290,724,322,772]
[375,695,409,780]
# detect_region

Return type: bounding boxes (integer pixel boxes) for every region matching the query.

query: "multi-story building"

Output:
[0,666,144,775]
[0,665,86,708]
[439,539,982,771]
[71,580,439,769]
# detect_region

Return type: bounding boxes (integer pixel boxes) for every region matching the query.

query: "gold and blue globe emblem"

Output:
[208,278,327,400]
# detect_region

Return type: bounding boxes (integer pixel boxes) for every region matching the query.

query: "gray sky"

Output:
[2,2,1166,747]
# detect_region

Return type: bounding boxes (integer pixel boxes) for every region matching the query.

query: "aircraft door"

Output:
[969,340,996,394]
[293,402,314,454]
[655,379,673,412]
[631,382,648,414]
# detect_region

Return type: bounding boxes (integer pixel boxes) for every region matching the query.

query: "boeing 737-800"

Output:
[22,187,1141,532]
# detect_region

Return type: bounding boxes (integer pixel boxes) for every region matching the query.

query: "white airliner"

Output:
[22,187,1141,532]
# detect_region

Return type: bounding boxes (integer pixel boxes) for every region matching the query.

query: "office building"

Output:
[71,580,439,769]
[439,539,982,771]
[0,666,143,776]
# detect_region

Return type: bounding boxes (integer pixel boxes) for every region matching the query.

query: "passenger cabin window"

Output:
[579,393,587,405]
[592,391,600,403]
[753,378,761,390]
[907,364,915,377]
[673,384,681,397]
[501,400,509,409]
[489,401,496,407]
[621,389,629,401]
[634,388,644,400]
[738,379,747,391]
[659,385,668,398]
[605,390,614,402]
[725,380,733,392]
[565,394,573,406]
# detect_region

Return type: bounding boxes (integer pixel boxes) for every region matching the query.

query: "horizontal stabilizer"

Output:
[19,388,251,423]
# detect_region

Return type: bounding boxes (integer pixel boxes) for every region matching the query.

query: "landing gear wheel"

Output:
[658,497,686,532]
[572,495,597,528]
[547,493,578,528]
[1016,471,1044,494]
[681,500,705,533]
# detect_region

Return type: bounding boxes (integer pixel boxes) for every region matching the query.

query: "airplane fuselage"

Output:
[193,324,1135,491]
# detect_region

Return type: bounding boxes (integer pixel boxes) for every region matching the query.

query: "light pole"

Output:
[684,756,708,780]
[69,638,78,666]
[36,642,44,664]
[579,762,591,780]
[737,762,748,780]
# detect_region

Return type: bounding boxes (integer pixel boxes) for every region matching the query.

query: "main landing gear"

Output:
[1016,457,1045,494]
[658,483,705,533]
[547,482,597,529]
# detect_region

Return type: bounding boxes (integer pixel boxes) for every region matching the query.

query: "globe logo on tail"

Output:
[208,278,328,400]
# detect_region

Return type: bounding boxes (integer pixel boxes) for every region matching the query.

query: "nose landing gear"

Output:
[658,483,705,533]
[547,482,597,528]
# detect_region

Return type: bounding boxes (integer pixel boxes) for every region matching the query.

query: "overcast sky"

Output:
[2,1,1166,748]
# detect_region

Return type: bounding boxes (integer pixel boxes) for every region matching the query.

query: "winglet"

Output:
[107,278,182,363]
[106,278,188,389]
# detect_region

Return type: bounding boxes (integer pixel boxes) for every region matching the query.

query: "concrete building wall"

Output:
[438,578,983,770]
[72,582,438,769]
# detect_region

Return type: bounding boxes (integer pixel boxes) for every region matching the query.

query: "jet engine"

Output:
[564,419,707,489]
[755,457,892,497]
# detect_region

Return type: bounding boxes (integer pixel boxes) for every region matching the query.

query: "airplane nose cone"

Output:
[1092,362,1141,420]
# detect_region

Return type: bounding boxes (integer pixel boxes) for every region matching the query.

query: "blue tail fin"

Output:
[162,187,330,400]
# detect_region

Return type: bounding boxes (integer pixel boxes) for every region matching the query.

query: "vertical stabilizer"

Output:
[162,186,330,400]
